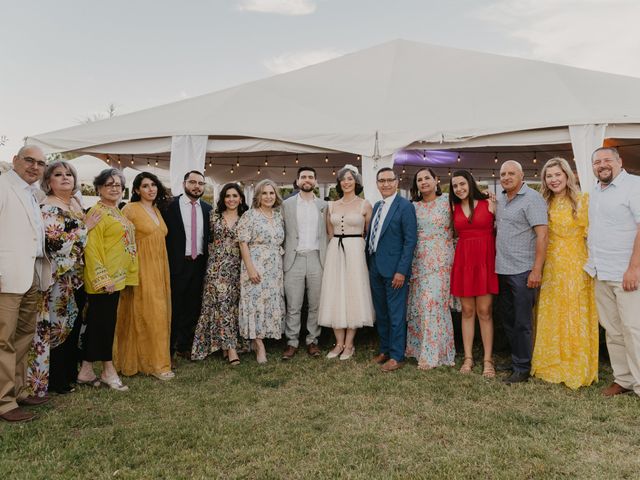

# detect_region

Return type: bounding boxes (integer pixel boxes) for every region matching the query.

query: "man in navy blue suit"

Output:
[366,168,417,372]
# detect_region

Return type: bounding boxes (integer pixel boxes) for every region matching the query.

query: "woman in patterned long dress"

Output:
[318,165,374,360]
[114,172,173,380]
[192,183,249,365]
[531,157,598,389]
[237,179,285,364]
[405,168,456,370]
[449,169,499,378]
[77,169,138,392]
[26,161,99,397]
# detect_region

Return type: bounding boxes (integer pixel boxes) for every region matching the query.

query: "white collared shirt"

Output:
[9,170,45,258]
[585,169,640,282]
[371,192,397,253]
[179,195,204,256]
[296,194,319,251]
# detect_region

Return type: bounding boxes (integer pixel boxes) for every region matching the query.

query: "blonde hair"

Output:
[252,179,282,209]
[541,157,580,217]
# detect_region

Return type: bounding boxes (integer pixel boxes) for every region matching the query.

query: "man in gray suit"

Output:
[282,167,328,359]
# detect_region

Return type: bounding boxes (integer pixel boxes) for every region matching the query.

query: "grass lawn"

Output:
[2,340,639,480]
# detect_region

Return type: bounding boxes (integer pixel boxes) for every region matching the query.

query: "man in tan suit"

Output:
[0,145,52,422]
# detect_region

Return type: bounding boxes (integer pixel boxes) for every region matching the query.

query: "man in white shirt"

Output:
[281,167,328,359]
[0,146,52,422]
[162,171,212,361]
[585,147,640,397]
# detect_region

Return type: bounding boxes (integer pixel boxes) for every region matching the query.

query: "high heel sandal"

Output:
[326,344,344,359]
[459,357,474,374]
[482,359,496,378]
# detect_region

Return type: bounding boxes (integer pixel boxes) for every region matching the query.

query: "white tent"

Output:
[27,39,640,198]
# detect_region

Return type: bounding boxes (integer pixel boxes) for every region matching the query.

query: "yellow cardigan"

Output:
[84,202,139,294]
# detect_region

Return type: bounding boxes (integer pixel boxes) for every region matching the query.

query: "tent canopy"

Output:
[27,39,640,196]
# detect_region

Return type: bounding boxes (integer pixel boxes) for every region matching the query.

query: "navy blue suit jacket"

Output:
[366,195,417,278]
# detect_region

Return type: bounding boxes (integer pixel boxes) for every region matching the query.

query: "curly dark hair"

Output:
[448,169,489,223]
[130,172,169,210]
[410,167,442,201]
[216,183,249,216]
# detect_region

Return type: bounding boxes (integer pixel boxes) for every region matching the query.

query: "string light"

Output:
[494,153,498,163]
[295,154,299,164]
[130,156,134,165]
[208,158,212,168]
[533,152,537,164]
[324,155,329,163]
[457,153,461,163]
[147,159,150,167]
[422,150,426,161]
[447,169,451,176]
[492,170,496,177]
[534,171,538,177]
[155,158,158,167]
[236,156,240,167]
[264,158,269,166]
[117,155,121,166]
[282,167,286,176]
[402,167,406,174]
[230,167,234,174]
[356,155,361,161]
[332,168,336,176]
[257,168,261,175]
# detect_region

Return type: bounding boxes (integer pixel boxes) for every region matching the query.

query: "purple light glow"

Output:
[394,149,458,165]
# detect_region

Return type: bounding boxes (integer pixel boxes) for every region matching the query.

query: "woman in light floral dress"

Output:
[237,179,285,364]
[405,167,456,370]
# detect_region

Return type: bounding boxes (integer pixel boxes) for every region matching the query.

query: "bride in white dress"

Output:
[317,165,374,360]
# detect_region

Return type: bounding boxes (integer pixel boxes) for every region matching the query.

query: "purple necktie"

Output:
[190,201,198,259]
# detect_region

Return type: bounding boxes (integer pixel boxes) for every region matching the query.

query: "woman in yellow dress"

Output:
[531,157,598,389]
[114,172,173,380]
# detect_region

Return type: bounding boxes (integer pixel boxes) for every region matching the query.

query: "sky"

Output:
[2,0,640,162]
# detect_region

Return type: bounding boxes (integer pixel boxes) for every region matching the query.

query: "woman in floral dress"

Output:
[405,167,456,370]
[27,161,99,396]
[237,179,285,364]
[192,183,249,364]
[531,157,598,389]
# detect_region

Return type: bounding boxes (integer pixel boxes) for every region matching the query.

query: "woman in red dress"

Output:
[449,170,498,378]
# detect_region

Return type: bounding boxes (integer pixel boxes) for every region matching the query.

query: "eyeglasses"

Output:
[103,183,123,190]
[376,178,397,184]
[186,180,206,187]
[21,156,47,168]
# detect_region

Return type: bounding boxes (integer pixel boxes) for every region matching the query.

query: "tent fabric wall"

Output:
[170,135,208,194]
[569,124,606,191]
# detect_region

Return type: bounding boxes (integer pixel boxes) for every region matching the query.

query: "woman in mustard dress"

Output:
[115,172,173,380]
[531,157,598,389]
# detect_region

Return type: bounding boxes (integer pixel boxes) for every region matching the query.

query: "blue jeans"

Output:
[498,272,537,373]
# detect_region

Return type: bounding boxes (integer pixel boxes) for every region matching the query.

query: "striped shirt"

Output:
[495,183,548,275]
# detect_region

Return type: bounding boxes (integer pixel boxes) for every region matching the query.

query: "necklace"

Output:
[340,196,358,205]
[53,194,72,206]
[259,207,274,219]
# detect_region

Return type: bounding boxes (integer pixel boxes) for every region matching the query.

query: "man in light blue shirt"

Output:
[586,147,640,398]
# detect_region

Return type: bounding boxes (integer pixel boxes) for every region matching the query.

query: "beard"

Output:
[299,183,315,192]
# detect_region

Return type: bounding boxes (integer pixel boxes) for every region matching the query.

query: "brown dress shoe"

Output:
[372,353,390,365]
[602,382,632,397]
[282,345,298,360]
[0,407,36,422]
[307,343,321,357]
[380,359,405,372]
[18,395,51,407]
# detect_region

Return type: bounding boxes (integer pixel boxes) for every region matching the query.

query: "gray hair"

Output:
[591,146,620,163]
[41,160,79,195]
[93,168,126,191]
[500,160,523,174]
[252,179,282,209]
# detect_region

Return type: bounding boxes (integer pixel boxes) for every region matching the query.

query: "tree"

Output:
[0,135,7,146]
[81,103,118,123]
